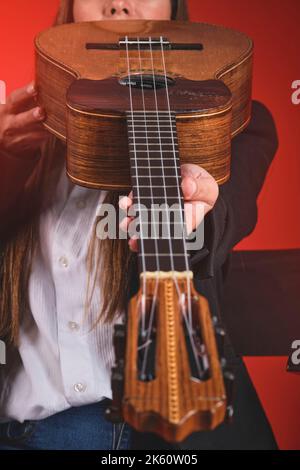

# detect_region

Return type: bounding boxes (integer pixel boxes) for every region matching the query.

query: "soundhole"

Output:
[119,74,175,90]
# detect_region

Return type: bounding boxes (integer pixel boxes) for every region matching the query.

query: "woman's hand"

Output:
[119,163,219,252]
[0,81,49,160]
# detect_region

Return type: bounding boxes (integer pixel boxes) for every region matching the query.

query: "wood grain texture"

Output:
[66,77,232,188]
[124,275,226,442]
[35,20,253,187]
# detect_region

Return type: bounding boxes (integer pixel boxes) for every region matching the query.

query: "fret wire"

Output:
[133,183,181,186]
[120,57,166,59]
[128,123,176,125]
[129,111,175,113]
[127,118,176,121]
[129,137,177,140]
[129,144,178,147]
[127,125,176,128]
[129,142,177,144]
[127,114,176,116]
[127,119,176,122]
[132,165,179,169]
[139,220,185,225]
[132,180,180,184]
[131,159,179,162]
[128,132,177,134]
[129,138,177,143]
[128,132,176,135]
[133,195,183,202]
[128,121,176,123]
[130,156,179,160]
[127,120,176,122]
[129,141,178,143]
[138,253,190,257]
[129,126,177,127]
[136,196,184,200]
[133,185,179,188]
[135,207,183,211]
[129,110,175,112]
[139,220,185,223]
[136,236,184,238]
[129,150,177,153]
[130,157,179,160]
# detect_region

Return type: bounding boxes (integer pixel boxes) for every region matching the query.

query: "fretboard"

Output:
[126,111,190,274]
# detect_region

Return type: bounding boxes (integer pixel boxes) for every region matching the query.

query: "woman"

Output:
[0,0,278,450]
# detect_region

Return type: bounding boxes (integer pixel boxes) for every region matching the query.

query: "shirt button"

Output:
[74,383,86,393]
[59,256,69,268]
[76,199,86,209]
[68,321,80,331]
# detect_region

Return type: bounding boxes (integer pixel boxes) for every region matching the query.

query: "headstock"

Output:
[107,271,232,443]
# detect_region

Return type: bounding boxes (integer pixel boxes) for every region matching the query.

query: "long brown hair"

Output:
[0,0,190,345]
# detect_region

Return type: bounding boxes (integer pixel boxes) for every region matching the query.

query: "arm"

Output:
[190,100,279,278]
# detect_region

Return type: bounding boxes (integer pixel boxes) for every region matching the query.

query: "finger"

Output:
[128,235,138,252]
[119,211,139,251]
[181,175,219,206]
[8,106,46,131]
[181,163,219,204]
[119,194,133,211]
[7,82,38,112]
[119,216,133,233]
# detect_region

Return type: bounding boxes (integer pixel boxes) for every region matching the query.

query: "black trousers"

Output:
[130,255,278,450]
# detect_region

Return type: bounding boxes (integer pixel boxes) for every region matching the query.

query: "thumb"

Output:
[182,174,219,207]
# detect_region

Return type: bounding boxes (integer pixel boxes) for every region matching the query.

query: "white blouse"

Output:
[0,166,124,423]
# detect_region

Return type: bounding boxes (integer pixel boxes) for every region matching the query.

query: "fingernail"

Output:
[33,107,44,119]
[119,198,126,210]
[27,82,36,95]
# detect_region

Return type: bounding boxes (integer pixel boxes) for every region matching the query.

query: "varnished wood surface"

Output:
[66,77,232,188]
[35,20,252,83]
[35,20,253,188]
[124,276,226,442]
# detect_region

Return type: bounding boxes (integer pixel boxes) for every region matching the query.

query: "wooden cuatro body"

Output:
[35,20,253,189]
[34,20,253,442]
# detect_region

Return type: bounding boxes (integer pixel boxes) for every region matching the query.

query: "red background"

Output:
[0,0,299,450]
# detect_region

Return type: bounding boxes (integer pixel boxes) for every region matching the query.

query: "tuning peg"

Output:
[106,364,125,423]
[105,404,123,423]
[107,324,126,425]
[114,322,126,335]
[113,324,126,364]
[215,324,226,357]
[113,323,126,343]
[223,369,235,423]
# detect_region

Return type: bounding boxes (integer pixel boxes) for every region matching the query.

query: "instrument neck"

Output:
[126,111,190,274]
